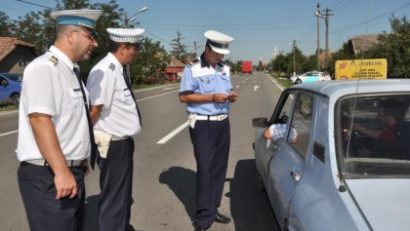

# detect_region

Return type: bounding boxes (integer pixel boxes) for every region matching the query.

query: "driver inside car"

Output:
[264,123,299,144]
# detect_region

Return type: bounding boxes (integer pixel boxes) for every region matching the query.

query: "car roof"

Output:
[289,79,410,98]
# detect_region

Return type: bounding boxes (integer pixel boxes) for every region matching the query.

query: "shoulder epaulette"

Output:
[109,63,116,71]
[48,56,58,65]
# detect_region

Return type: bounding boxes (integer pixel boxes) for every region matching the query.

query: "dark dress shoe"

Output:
[215,211,231,224]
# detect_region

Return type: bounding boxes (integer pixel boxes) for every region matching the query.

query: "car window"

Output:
[0,76,6,86]
[340,94,410,177]
[288,92,314,157]
[274,92,295,124]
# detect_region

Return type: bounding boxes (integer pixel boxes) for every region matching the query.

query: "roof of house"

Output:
[349,34,380,55]
[0,37,35,62]
[168,56,185,67]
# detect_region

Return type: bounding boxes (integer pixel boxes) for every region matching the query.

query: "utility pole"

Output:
[323,8,333,71]
[292,40,296,76]
[193,41,198,57]
[315,3,321,71]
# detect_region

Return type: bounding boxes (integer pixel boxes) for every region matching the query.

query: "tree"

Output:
[170,30,188,62]
[13,11,49,53]
[132,37,170,84]
[364,16,410,78]
[328,42,355,75]
[271,53,289,73]
[0,12,15,36]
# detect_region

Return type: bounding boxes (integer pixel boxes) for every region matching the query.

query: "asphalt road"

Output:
[0,71,283,231]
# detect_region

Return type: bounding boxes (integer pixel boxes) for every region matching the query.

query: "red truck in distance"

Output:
[241,61,253,74]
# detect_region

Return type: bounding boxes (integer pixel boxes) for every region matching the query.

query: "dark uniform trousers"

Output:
[17,162,85,231]
[98,137,134,231]
[189,118,230,228]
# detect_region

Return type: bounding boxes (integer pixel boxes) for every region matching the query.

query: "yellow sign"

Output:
[335,59,387,80]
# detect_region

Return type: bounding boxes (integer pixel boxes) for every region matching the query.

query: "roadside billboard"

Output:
[335,58,387,80]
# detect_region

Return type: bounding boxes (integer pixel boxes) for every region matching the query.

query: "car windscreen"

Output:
[339,94,410,178]
[1,73,22,82]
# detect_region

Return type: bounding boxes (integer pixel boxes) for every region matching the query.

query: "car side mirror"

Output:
[252,117,268,128]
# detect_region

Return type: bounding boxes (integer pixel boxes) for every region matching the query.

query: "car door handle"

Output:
[290,170,301,182]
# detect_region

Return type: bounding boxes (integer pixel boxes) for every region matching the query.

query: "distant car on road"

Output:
[252,79,410,231]
[290,71,331,84]
[0,72,22,105]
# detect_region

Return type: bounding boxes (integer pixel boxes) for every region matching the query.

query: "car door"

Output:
[304,72,317,83]
[254,92,296,186]
[268,91,315,227]
[0,76,10,103]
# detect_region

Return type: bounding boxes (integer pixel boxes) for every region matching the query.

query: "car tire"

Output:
[295,79,302,84]
[10,93,20,105]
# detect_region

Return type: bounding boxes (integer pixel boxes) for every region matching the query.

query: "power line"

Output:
[331,2,410,34]
[16,0,52,9]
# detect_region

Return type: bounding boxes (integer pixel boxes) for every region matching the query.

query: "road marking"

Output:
[157,121,189,144]
[0,111,18,117]
[163,86,177,90]
[136,90,179,102]
[0,129,17,137]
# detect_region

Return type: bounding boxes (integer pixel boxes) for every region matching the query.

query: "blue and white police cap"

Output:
[106,28,145,44]
[50,9,102,30]
[204,30,234,55]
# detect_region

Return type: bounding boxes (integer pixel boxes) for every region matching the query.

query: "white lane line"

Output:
[157,121,189,144]
[0,129,17,137]
[136,90,179,102]
[254,85,260,91]
[0,111,18,117]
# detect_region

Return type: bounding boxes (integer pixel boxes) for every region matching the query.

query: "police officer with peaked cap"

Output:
[16,8,102,231]
[179,30,238,231]
[86,27,144,231]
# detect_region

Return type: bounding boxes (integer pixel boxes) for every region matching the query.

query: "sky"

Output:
[1,0,409,63]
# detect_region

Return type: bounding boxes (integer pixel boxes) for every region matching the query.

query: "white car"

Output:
[290,71,331,84]
[252,79,410,230]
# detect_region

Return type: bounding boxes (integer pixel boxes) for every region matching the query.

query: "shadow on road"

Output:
[159,161,278,231]
[229,159,278,231]
[159,166,196,224]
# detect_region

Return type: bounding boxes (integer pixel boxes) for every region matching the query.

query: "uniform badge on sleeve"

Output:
[48,56,58,65]
[109,63,115,71]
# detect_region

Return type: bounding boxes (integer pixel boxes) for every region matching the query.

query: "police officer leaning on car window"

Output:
[16,9,102,231]
[179,30,238,231]
[86,28,144,231]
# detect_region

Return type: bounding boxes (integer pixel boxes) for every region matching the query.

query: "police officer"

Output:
[16,9,102,231]
[86,28,144,231]
[179,30,238,231]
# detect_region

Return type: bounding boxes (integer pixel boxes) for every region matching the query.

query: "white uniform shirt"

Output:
[269,123,298,142]
[87,53,141,137]
[16,46,91,161]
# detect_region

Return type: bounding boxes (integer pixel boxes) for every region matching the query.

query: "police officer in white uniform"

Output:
[16,9,102,231]
[86,28,144,231]
[179,30,238,231]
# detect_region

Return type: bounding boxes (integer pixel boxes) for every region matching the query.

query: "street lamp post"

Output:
[123,6,148,83]
[123,6,148,28]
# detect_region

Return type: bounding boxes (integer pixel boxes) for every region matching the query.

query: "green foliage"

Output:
[170,30,188,62]
[224,59,241,73]
[363,16,410,78]
[0,12,15,36]
[132,37,170,84]
[328,42,355,75]
[6,0,170,84]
